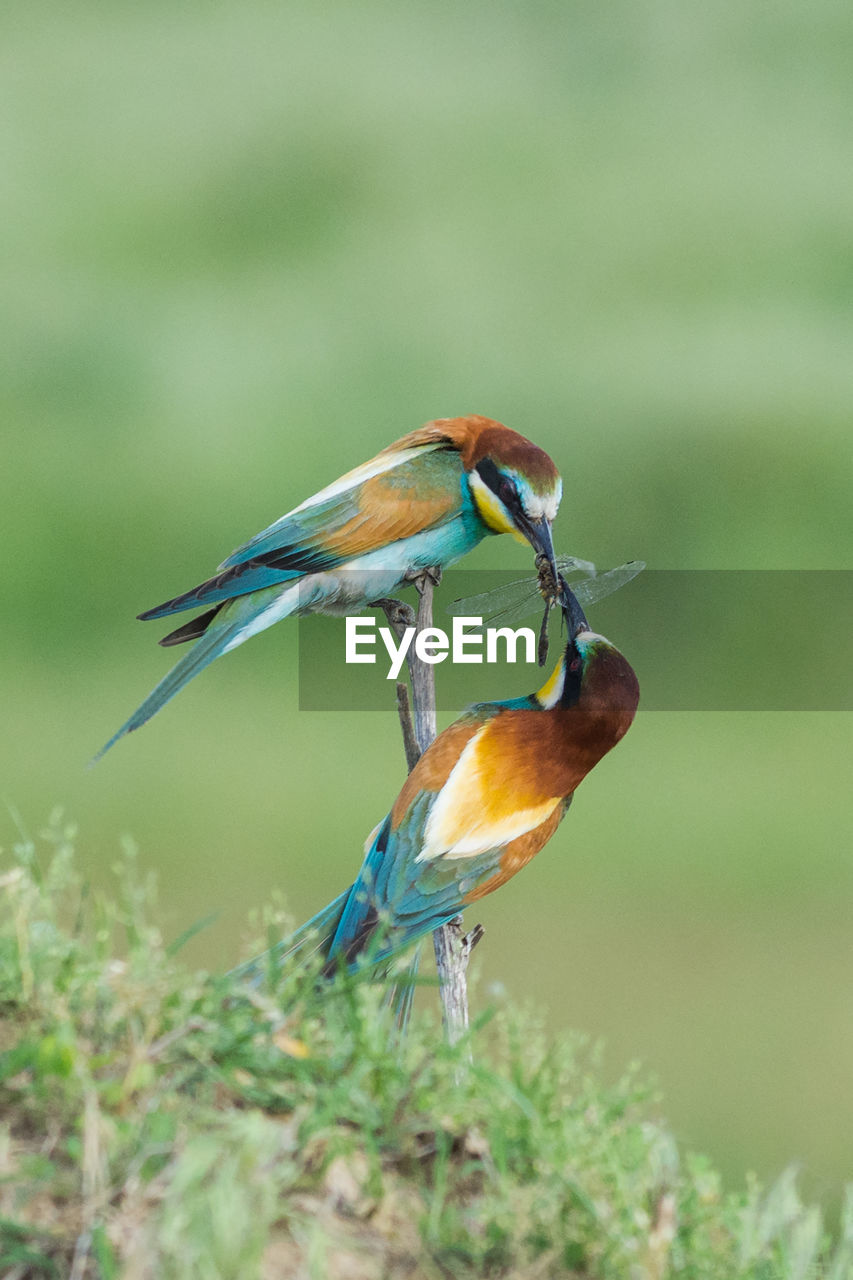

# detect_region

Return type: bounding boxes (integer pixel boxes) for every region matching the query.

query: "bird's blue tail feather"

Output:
[231,890,350,985]
[92,585,299,763]
[92,618,241,762]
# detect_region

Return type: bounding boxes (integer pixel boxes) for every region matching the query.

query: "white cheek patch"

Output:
[577,630,608,648]
[521,482,561,524]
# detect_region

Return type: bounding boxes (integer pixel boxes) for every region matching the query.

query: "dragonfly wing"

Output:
[446,556,600,628]
[555,555,597,577]
[445,577,543,627]
[572,561,646,607]
[446,558,645,629]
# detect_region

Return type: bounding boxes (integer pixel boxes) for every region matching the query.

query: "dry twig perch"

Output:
[373,570,482,1045]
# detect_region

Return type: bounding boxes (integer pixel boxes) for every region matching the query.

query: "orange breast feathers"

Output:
[464,803,566,903]
[391,696,635,865]
[391,711,586,865]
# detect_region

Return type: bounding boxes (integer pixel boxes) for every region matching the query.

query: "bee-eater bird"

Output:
[240,582,639,978]
[96,415,561,758]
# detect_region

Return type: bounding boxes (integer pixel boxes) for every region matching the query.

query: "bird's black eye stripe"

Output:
[474,458,502,491]
[561,646,584,707]
[475,458,519,509]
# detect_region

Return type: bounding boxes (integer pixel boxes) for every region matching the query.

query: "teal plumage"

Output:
[236,583,640,984]
[96,415,562,760]
[139,448,475,619]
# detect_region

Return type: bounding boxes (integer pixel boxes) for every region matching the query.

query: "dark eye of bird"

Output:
[474,457,518,508]
[498,477,516,506]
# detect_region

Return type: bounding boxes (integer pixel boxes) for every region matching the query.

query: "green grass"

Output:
[1,818,852,1279]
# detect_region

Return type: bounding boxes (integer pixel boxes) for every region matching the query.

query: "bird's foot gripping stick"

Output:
[431,917,485,1048]
[405,564,443,591]
[376,567,481,1048]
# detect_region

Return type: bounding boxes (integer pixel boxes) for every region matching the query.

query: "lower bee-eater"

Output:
[239,582,639,978]
[97,414,561,759]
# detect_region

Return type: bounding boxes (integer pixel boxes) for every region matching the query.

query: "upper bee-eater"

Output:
[96,415,561,758]
[240,581,639,978]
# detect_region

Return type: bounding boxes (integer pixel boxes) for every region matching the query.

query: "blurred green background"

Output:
[3,0,852,1210]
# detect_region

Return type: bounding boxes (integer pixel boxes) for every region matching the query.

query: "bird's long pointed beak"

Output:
[558,576,590,638]
[516,514,558,589]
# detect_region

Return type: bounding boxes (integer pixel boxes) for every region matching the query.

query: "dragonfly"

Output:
[445,557,645,665]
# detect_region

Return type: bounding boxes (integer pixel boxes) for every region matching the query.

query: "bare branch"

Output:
[376,572,481,1049]
[394,682,421,773]
[407,571,438,756]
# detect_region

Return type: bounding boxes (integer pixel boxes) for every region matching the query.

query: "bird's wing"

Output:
[219,440,465,570]
[329,709,565,963]
[140,443,469,621]
[329,796,505,964]
[231,888,352,985]
[328,716,484,960]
